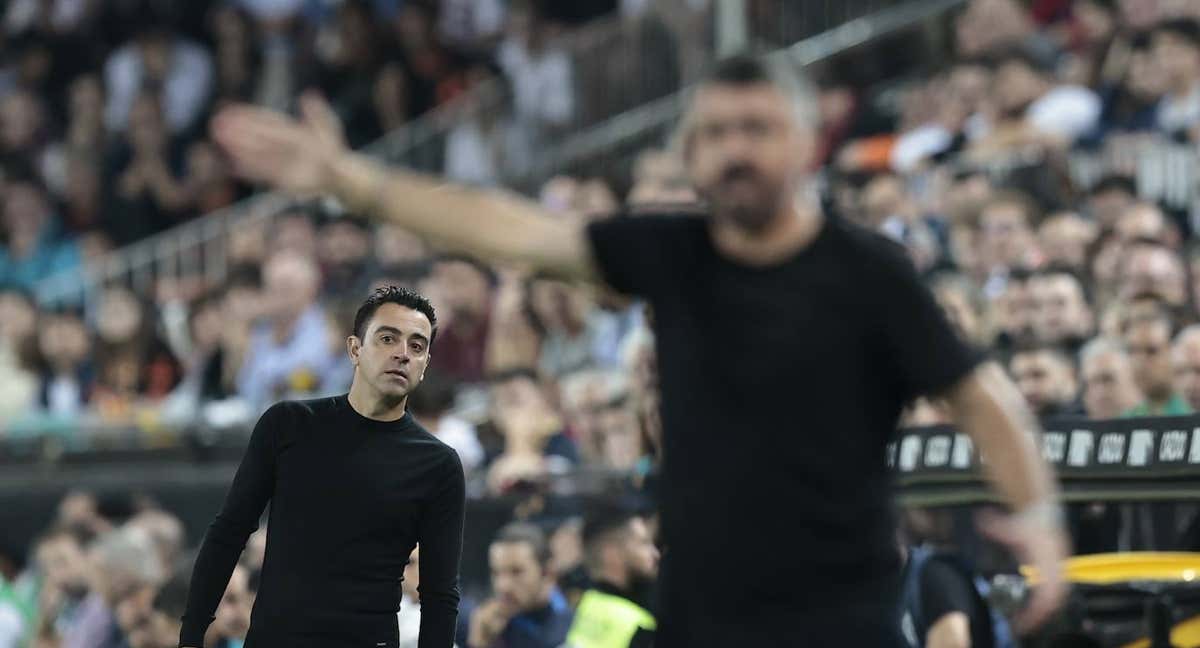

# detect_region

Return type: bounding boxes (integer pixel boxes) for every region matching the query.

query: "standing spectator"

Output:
[0,175,80,290]
[104,19,214,135]
[63,527,164,648]
[1120,303,1191,415]
[1008,345,1083,417]
[1151,18,1200,141]
[424,256,495,384]
[235,251,334,410]
[1027,267,1094,351]
[34,308,93,418]
[317,215,373,307]
[180,140,245,218]
[1079,336,1143,419]
[462,523,573,648]
[444,63,532,187]
[566,509,659,648]
[1171,324,1200,411]
[498,0,574,137]
[108,92,188,243]
[316,0,397,147]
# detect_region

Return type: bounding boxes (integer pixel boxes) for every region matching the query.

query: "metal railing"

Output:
[33,0,959,306]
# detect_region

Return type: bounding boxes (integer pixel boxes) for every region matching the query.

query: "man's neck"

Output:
[710,196,823,267]
[347,381,407,420]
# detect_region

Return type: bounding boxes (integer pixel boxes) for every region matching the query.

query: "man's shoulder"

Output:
[589,210,708,236]
[262,396,340,421]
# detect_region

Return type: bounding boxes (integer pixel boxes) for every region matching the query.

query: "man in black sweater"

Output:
[213,56,1068,646]
[179,286,465,648]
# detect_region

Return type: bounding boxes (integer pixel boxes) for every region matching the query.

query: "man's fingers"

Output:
[1013,576,1068,634]
[299,90,345,148]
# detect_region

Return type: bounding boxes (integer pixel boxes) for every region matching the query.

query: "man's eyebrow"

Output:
[374,325,429,344]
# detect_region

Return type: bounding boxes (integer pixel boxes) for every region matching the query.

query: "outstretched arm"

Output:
[212,94,597,282]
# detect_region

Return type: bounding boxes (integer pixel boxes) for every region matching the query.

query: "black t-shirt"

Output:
[920,558,994,648]
[179,395,465,648]
[586,213,981,644]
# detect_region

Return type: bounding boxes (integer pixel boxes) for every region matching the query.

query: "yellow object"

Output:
[566,589,656,648]
[1021,553,1200,585]
[1118,615,1200,648]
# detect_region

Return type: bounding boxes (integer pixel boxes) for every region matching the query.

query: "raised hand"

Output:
[211,91,348,196]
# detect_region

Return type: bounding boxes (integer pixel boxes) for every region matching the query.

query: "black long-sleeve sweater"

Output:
[179,395,465,648]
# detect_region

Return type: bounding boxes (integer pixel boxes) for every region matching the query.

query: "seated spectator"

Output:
[1120,301,1191,416]
[1151,18,1200,141]
[317,215,373,308]
[626,148,696,209]
[1084,175,1137,229]
[34,308,94,418]
[486,368,578,495]
[977,191,1042,289]
[91,285,183,417]
[566,508,658,648]
[1089,33,1166,142]
[1079,336,1143,419]
[860,173,941,273]
[125,509,185,572]
[1027,267,1094,351]
[423,256,495,384]
[983,268,1035,353]
[1117,240,1187,307]
[235,251,335,410]
[971,48,1101,156]
[408,368,485,473]
[526,275,624,377]
[28,528,90,644]
[1171,324,1200,411]
[1008,344,1084,417]
[898,542,1001,648]
[461,523,573,648]
[108,91,190,243]
[1036,211,1097,272]
[0,88,52,184]
[0,174,81,290]
[104,19,214,135]
[63,527,164,648]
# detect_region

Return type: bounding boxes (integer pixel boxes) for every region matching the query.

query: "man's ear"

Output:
[346,336,361,365]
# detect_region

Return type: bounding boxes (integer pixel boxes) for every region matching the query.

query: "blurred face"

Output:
[348,303,432,401]
[490,375,553,433]
[990,279,1034,341]
[994,62,1043,115]
[979,202,1032,269]
[36,535,89,596]
[1010,351,1077,415]
[214,566,252,639]
[433,260,491,323]
[1117,204,1170,244]
[1172,334,1200,410]
[1121,246,1186,305]
[38,315,90,371]
[190,300,224,351]
[4,182,50,242]
[319,222,371,267]
[1075,0,1116,44]
[402,547,420,601]
[595,401,642,470]
[684,82,812,233]
[129,94,166,154]
[1083,349,1142,419]
[1029,274,1092,343]
[96,288,144,345]
[1124,320,1175,398]
[1153,31,1200,87]
[69,75,104,123]
[489,542,551,612]
[1038,214,1096,269]
[375,225,428,265]
[0,291,36,345]
[0,90,40,151]
[861,175,909,229]
[263,254,320,319]
[624,518,658,582]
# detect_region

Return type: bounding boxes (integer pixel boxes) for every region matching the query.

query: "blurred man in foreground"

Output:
[213,54,1068,646]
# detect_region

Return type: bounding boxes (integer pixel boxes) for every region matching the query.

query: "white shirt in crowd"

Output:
[104,37,214,134]
[1025,84,1101,141]
[439,0,505,48]
[497,39,574,129]
[1158,83,1200,136]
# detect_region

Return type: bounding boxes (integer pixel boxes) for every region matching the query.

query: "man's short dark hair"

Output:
[487,366,539,387]
[696,53,815,126]
[582,506,638,553]
[492,522,551,566]
[1010,342,1074,371]
[1031,264,1093,305]
[1153,18,1200,49]
[1089,174,1137,199]
[435,253,498,287]
[987,46,1051,76]
[352,286,438,344]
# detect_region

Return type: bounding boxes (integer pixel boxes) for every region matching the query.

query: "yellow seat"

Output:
[1021,552,1200,585]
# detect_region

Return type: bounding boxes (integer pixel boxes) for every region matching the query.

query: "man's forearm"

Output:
[329,152,593,280]
[948,364,1059,512]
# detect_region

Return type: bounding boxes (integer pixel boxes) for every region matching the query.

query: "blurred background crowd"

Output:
[4,0,1200,646]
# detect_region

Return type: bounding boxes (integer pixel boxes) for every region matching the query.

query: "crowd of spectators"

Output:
[9,0,1200,646]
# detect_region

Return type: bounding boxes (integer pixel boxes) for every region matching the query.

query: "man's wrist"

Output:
[331,153,387,217]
